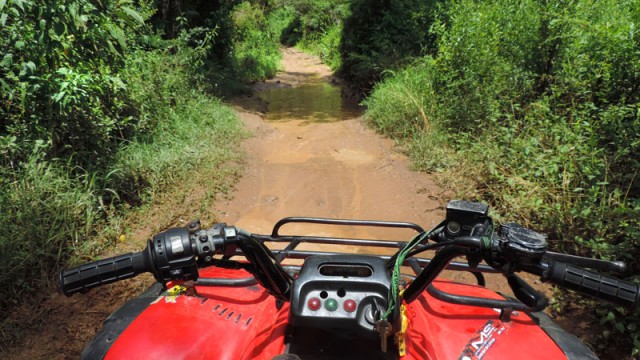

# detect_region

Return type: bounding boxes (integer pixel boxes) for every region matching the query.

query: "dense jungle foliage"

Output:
[0,0,286,344]
[2,0,640,355]
[358,0,640,354]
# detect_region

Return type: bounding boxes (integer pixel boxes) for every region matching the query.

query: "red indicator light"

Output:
[308,297,321,311]
[343,299,357,313]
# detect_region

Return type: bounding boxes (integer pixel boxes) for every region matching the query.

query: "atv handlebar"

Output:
[401,201,640,310]
[60,200,640,313]
[61,226,201,296]
[60,224,292,299]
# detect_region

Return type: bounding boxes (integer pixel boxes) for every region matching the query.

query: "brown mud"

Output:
[2,47,604,359]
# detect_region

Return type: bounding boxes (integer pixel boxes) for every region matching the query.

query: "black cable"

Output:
[406,240,454,258]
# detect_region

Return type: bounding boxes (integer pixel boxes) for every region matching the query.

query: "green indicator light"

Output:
[325,298,338,311]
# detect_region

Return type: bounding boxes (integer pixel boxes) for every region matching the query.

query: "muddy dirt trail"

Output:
[220,48,445,241]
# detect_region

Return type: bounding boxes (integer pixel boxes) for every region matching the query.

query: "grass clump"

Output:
[0,4,245,347]
[0,150,104,311]
[111,44,246,205]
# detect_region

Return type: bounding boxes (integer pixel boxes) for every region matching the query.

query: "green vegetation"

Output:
[0,0,282,336]
[362,0,640,354]
[275,0,438,91]
[281,0,348,70]
[339,0,438,92]
[231,2,292,82]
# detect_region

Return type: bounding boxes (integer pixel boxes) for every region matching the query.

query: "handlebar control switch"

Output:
[443,200,489,239]
[497,223,547,266]
[193,224,240,266]
[151,227,199,282]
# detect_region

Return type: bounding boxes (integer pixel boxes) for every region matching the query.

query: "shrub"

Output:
[0,0,146,168]
[231,2,283,82]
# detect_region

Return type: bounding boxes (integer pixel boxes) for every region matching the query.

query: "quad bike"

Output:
[60,200,639,359]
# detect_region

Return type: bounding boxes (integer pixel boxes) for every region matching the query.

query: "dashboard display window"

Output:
[319,264,373,277]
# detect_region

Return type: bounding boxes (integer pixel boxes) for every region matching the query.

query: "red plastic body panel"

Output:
[402,280,567,360]
[105,267,289,360]
[104,268,568,359]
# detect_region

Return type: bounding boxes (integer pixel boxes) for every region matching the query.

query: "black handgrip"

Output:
[543,251,628,275]
[60,251,151,296]
[542,262,640,307]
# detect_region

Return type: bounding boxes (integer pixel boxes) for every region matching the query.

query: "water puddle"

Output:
[258,76,361,123]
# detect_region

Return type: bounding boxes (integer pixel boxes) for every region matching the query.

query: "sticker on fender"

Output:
[458,320,507,360]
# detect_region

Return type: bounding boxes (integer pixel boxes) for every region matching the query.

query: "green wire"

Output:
[382,223,443,320]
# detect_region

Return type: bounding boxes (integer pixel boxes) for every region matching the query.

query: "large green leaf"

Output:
[52,91,66,103]
[105,38,118,55]
[12,0,25,12]
[107,23,126,50]
[1,53,12,68]
[121,6,144,24]
[0,78,9,92]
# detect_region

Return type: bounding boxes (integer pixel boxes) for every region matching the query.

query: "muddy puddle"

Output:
[259,76,361,123]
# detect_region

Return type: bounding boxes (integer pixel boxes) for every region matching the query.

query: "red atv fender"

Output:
[85,266,594,360]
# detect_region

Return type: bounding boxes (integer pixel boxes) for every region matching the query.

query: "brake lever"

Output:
[506,274,548,309]
[543,251,627,275]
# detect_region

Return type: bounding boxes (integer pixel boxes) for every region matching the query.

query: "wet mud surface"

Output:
[223,49,444,237]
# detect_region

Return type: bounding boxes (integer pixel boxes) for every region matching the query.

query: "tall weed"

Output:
[364,58,439,139]
[0,145,103,313]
